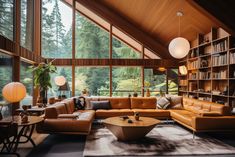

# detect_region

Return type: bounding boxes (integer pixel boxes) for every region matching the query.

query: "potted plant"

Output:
[30,60,57,106]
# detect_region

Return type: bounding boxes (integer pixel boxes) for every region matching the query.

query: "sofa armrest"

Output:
[192,116,235,131]
[58,114,78,119]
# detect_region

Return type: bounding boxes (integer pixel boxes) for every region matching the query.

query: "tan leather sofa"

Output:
[170,97,235,133]
[36,98,95,135]
[95,97,170,119]
[37,96,235,135]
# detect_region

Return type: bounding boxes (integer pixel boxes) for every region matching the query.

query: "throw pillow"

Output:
[73,96,86,110]
[91,100,111,110]
[166,95,183,109]
[157,97,170,109]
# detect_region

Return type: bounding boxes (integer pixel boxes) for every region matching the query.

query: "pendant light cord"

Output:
[178,14,181,37]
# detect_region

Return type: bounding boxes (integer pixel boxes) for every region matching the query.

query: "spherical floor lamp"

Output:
[54,76,67,99]
[2,82,26,120]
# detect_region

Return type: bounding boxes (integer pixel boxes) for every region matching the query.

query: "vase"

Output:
[146,89,150,97]
[134,112,140,121]
[39,89,48,106]
[133,93,138,97]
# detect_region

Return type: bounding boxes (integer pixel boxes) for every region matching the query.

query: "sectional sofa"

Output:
[36,96,235,135]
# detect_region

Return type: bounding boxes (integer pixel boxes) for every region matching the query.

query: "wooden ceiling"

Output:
[99,0,220,47]
[75,0,235,59]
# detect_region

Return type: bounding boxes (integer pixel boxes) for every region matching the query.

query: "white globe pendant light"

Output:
[168,11,190,59]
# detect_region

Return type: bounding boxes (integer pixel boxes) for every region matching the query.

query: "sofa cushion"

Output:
[166,95,183,109]
[62,99,75,114]
[45,103,67,119]
[170,110,196,127]
[157,97,170,109]
[95,109,133,119]
[131,97,156,109]
[91,101,111,110]
[99,97,131,109]
[132,109,170,118]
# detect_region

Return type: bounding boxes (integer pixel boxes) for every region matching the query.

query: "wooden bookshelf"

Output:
[179,27,235,106]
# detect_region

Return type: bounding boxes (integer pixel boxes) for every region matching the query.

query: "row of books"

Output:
[212,70,227,79]
[212,54,227,66]
[179,80,187,86]
[230,52,235,64]
[189,73,197,80]
[213,40,227,52]
[199,71,211,79]
[188,60,199,70]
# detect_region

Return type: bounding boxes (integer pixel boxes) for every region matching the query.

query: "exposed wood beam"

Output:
[49,59,178,67]
[187,0,235,36]
[75,0,172,59]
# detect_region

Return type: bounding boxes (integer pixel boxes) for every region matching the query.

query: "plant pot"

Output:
[146,89,150,97]
[133,92,138,97]
[39,89,48,106]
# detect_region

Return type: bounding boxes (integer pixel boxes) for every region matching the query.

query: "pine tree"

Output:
[0,0,14,40]
[50,0,65,57]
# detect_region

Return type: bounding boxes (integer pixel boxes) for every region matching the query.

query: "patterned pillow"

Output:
[166,95,183,109]
[157,97,170,109]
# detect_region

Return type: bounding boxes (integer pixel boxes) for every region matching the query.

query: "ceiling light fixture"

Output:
[168,11,190,59]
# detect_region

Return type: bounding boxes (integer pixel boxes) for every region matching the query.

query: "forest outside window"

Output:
[167,69,178,95]
[75,67,110,96]
[112,36,141,59]
[112,67,141,97]
[21,0,34,51]
[41,0,72,58]
[144,68,167,96]
[20,61,33,106]
[0,0,14,40]
[0,52,12,118]
[75,11,109,58]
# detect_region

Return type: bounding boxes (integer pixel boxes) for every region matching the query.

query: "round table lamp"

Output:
[54,76,66,86]
[2,82,26,103]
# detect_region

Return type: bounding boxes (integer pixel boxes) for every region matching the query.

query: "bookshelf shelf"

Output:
[179,27,233,106]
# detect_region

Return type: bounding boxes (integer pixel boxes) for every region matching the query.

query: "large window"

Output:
[75,12,109,58]
[48,66,72,98]
[0,0,14,40]
[144,68,167,96]
[20,61,33,106]
[42,0,72,58]
[112,67,141,97]
[112,37,141,59]
[167,69,178,95]
[75,67,110,96]
[21,0,34,51]
[0,52,12,117]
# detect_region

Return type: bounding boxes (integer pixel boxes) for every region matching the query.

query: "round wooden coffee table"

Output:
[103,116,160,141]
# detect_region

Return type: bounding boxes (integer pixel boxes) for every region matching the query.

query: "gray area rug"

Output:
[83,124,235,156]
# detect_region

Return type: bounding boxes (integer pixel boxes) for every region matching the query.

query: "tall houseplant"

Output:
[30,60,57,105]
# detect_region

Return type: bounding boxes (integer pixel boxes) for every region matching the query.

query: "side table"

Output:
[16,106,45,116]
[0,116,43,155]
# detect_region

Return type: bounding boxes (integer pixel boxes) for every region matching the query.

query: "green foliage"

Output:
[0,0,14,40]
[30,61,57,91]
